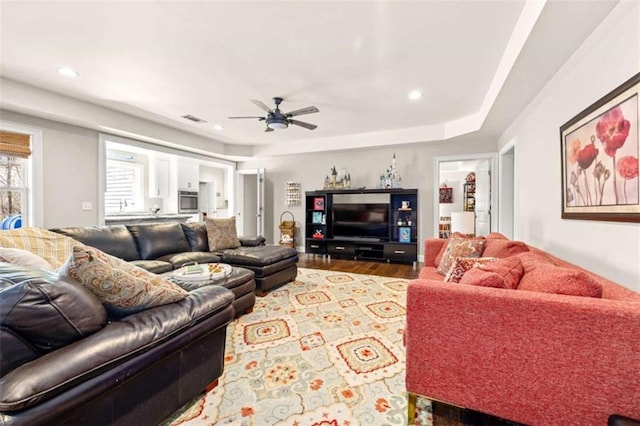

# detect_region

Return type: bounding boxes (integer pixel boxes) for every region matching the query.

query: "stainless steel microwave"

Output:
[178,190,198,214]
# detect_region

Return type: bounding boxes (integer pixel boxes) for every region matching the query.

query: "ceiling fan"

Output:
[229,97,319,132]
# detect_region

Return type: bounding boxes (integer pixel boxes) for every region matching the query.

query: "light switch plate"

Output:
[82,202,93,211]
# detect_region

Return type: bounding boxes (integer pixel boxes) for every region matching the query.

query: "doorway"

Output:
[433,153,497,237]
[499,142,516,239]
[236,168,265,237]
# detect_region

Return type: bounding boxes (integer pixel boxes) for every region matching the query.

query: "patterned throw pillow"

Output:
[444,257,498,283]
[205,217,241,251]
[59,246,188,317]
[0,228,77,268]
[436,236,487,275]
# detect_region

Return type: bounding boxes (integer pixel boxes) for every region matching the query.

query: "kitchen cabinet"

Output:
[178,160,200,190]
[148,157,170,198]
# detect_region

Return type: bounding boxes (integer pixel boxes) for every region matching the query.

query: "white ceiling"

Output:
[0,1,618,157]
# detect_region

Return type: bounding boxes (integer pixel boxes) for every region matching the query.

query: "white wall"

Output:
[499,1,640,290]
[2,109,101,227]
[239,139,496,248]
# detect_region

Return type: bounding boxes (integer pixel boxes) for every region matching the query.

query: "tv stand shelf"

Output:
[304,189,418,264]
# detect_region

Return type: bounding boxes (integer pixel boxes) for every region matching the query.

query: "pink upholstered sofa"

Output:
[405,234,640,425]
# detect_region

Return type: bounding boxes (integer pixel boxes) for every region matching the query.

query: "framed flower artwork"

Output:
[560,72,639,223]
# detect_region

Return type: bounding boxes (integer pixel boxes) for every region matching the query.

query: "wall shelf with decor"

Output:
[303,188,418,266]
[464,182,476,212]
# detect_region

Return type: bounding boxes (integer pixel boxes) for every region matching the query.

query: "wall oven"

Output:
[178,190,199,214]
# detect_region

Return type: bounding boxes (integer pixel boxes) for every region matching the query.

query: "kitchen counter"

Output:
[104,214,196,225]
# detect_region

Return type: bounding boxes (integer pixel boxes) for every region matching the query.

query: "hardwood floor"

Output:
[297,253,421,279]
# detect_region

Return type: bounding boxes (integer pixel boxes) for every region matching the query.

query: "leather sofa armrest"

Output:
[239,236,266,247]
[405,279,640,425]
[0,285,234,412]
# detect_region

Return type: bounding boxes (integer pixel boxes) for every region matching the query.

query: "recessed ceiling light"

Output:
[213,124,224,131]
[58,67,79,77]
[408,90,422,100]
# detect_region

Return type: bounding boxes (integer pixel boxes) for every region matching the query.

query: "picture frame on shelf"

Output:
[312,211,323,224]
[313,197,325,210]
[560,72,639,223]
[399,227,411,243]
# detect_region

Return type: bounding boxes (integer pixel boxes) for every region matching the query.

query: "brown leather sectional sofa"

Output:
[52,221,298,296]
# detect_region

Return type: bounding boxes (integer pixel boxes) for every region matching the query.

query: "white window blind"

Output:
[105,160,143,213]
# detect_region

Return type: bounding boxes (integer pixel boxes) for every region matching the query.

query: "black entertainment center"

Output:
[305,188,418,265]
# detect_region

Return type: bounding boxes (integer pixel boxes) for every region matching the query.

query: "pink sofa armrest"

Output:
[424,238,446,267]
[405,279,640,425]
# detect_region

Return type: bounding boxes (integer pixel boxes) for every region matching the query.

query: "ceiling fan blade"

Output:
[228,116,264,119]
[264,127,274,133]
[289,119,317,130]
[285,105,319,117]
[251,99,273,113]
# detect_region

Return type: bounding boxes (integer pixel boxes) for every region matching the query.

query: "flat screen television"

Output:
[331,203,389,241]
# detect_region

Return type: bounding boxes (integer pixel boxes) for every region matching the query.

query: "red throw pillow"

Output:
[444,257,498,283]
[516,251,555,274]
[518,264,603,298]
[474,256,524,288]
[436,236,487,276]
[459,268,507,288]
[485,232,508,240]
[483,240,529,258]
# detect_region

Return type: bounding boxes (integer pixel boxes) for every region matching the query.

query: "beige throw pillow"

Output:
[0,227,77,268]
[205,217,241,251]
[0,247,54,271]
[59,246,188,317]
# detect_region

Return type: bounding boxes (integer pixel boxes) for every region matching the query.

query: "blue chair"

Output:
[1,215,22,229]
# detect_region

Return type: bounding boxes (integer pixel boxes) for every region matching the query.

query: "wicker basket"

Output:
[279,211,295,248]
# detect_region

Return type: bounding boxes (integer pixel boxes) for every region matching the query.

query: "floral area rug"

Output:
[164,267,434,426]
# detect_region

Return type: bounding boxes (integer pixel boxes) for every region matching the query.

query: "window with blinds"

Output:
[105,160,144,213]
[0,131,30,226]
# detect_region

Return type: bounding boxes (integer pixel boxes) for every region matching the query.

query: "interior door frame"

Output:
[432,152,498,237]
[498,139,516,239]
[236,168,265,237]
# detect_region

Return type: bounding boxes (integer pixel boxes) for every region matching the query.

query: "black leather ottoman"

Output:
[164,266,256,317]
[219,245,298,296]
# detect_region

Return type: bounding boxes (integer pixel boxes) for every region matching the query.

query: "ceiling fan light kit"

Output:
[229,97,319,131]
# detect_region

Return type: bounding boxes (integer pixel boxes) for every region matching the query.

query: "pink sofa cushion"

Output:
[483,240,529,258]
[444,257,498,283]
[418,267,444,281]
[459,268,507,288]
[518,264,604,298]
[436,236,487,275]
[516,251,555,273]
[461,255,525,289]
[485,232,508,240]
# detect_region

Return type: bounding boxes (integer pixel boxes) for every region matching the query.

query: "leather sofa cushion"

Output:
[220,245,297,267]
[127,223,191,260]
[157,252,221,269]
[52,225,141,261]
[181,222,209,252]
[0,263,107,377]
[0,285,234,412]
[239,236,266,247]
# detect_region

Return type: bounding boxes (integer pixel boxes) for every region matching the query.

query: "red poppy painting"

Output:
[561,72,640,223]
